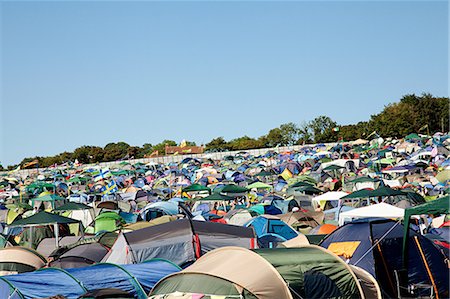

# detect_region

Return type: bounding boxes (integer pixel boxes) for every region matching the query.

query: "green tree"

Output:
[309,116,338,143]
[103,142,130,161]
[205,137,229,151]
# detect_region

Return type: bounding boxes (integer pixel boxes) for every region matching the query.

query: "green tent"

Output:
[255,170,276,177]
[290,181,315,188]
[292,185,322,195]
[111,170,130,176]
[256,246,364,298]
[53,202,93,211]
[402,197,450,267]
[9,211,79,227]
[247,182,272,190]
[31,194,67,210]
[322,164,345,171]
[182,184,211,194]
[220,184,249,194]
[342,186,405,199]
[26,182,55,194]
[350,176,379,184]
[94,212,126,233]
[405,133,421,140]
[9,211,81,248]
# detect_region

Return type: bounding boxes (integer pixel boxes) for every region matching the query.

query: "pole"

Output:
[54,223,59,248]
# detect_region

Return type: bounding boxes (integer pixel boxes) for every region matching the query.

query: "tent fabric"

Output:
[402,196,450,266]
[0,268,87,299]
[0,260,180,299]
[8,211,79,227]
[53,202,92,211]
[256,246,364,299]
[36,236,82,258]
[150,272,247,298]
[0,247,47,275]
[320,218,449,298]
[343,186,406,199]
[349,265,382,299]
[245,216,298,241]
[150,246,293,299]
[339,203,405,225]
[278,210,324,228]
[104,219,255,266]
[278,234,310,248]
[49,242,109,269]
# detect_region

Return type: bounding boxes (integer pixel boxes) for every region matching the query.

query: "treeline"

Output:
[2,93,448,170]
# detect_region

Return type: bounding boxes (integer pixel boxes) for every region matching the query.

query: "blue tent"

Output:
[245,215,298,242]
[0,268,86,299]
[0,260,180,299]
[320,218,449,298]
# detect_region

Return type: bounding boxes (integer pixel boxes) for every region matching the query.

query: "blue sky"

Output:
[1,1,448,166]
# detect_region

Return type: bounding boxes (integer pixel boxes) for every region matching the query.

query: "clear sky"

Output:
[1,1,448,166]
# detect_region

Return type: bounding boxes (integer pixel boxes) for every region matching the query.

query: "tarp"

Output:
[339,203,404,225]
[8,211,79,227]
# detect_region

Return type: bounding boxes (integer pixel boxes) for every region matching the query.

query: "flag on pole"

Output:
[101,179,118,195]
[332,127,340,132]
[94,168,111,182]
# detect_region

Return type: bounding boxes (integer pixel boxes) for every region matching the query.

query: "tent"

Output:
[150,246,378,299]
[338,202,405,225]
[8,211,81,248]
[402,197,450,268]
[53,202,94,230]
[0,247,47,275]
[30,194,67,210]
[140,202,179,221]
[224,208,255,226]
[0,259,180,299]
[94,212,126,233]
[256,246,367,299]
[278,210,324,230]
[149,246,293,299]
[312,191,348,210]
[245,215,298,248]
[320,218,449,298]
[103,218,256,266]
[49,242,109,269]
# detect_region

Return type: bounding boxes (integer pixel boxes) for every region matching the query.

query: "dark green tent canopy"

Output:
[293,185,322,194]
[255,170,276,177]
[343,186,405,199]
[53,202,92,211]
[182,184,211,193]
[350,176,379,184]
[255,246,361,298]
[9,211,79,227]
[290,181,315,188]
[220,184,249,194]
[323,164,345,171]
[198,193,234,201]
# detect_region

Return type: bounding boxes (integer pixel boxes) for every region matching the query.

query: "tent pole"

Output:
[29,226,33,249]
[54,223,59,248]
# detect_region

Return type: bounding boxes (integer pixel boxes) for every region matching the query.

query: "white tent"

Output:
[338,203,405,225]
[312,191,348,209]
